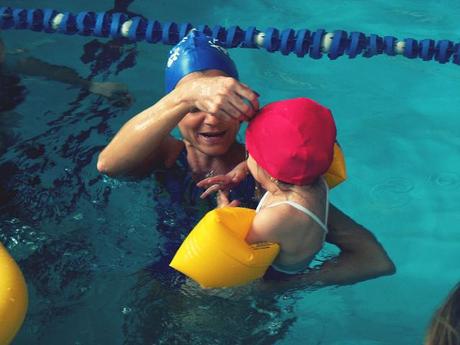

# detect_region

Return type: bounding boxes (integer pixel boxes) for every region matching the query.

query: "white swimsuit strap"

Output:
[256,177,330,234]
[265,200,328,234]
[255,191,270,213]
[322,177,330,227]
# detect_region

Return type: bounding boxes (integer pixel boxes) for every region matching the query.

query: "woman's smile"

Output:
[197,130,228,144]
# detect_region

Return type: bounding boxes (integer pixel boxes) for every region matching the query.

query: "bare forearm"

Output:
[300,247,394,287]
[265,205,396,290]
[97,90,190,176]
[12,56,91,88]
[317,206,396,285]
[261,249,394,294]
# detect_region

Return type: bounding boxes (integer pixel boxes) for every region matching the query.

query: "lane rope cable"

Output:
[1,7,459,65]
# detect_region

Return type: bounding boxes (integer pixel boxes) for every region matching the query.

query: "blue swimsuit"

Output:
[147,148,257,284]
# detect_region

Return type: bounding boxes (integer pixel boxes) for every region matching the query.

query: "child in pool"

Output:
[216,97,336,275]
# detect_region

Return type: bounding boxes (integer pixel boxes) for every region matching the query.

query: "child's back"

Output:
[245,98,337,275]
[248,177,329,273]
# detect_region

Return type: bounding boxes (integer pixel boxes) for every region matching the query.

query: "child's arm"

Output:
[215,190,241,208]
[245,208,283,244]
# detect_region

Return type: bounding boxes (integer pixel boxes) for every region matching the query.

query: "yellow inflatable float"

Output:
[0,242,28,345]
[170,207,279,288]
[170,143,346,288]
[324,142,347,189]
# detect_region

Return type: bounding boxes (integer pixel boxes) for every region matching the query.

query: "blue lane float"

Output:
[1,7,459,65]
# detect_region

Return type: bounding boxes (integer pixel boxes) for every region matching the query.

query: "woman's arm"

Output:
[97,89,190,177]
[199,163,395,286]
[264,204,396,289]
[11,55,92,88]
[98,74,258,178]
[318,203,396,284]
[5,53,131,105]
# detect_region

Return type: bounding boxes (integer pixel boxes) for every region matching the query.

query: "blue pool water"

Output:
[1,0,460,344]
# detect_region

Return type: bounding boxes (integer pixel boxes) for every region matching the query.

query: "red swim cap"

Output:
[246,98,336,185]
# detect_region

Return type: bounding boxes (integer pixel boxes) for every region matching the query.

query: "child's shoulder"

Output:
[255,204,314,234]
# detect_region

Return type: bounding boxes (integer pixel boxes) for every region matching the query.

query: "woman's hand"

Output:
[197,161,249,199]
[177,75,259,122]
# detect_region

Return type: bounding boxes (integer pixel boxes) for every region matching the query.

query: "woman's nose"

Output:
[203,113,220,126]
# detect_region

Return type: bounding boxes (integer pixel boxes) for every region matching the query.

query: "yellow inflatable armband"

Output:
[0,242,28,345]
[170,207,280,288]
[323,142,347,189]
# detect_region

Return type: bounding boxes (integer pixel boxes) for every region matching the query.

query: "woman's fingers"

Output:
[234,83,259,115]
[228,96,255,120]
[198,99,240,121]
[219,101,245,121]
[190,76,259,121]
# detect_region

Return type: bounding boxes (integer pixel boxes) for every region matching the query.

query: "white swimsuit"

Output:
[256,179,329,274]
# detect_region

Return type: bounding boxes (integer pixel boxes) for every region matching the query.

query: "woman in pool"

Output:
[97,29,395,286]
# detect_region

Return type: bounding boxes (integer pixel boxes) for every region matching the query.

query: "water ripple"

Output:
[428,172,460,190]
[369,178,415,209]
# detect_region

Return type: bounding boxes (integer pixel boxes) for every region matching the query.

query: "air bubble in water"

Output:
[121,306,132,315]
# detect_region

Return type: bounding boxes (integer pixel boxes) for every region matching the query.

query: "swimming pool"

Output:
[1,0,459,344]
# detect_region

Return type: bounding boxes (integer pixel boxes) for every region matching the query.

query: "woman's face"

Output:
[178,108,240,157]
[177,70,240,157]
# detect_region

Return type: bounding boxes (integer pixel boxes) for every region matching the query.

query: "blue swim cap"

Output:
[164,29,239,93]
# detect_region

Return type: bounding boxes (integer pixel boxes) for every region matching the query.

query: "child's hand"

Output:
[216,191,240,208]
[197,174,237,199]
[197,161,248,199]
[89,81,133,108]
